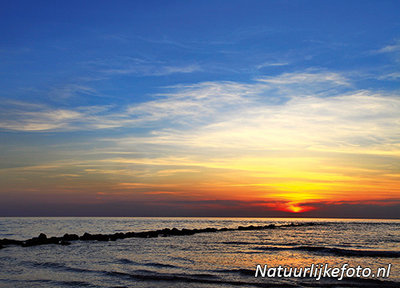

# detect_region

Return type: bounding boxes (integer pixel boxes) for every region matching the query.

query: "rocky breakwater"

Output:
[0,222,315,249]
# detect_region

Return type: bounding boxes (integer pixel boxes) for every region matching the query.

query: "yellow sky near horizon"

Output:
[1,73,399,215]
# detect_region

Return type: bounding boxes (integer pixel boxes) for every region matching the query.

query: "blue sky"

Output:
[1,1,400,217]
[1,0,399,107]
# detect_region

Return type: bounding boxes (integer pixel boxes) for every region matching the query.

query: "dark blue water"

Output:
[0,218,399,287]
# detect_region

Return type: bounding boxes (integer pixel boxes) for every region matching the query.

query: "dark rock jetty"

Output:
[0,222,315,249]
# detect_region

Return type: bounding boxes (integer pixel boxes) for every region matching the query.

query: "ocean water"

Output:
[0,217,399,287]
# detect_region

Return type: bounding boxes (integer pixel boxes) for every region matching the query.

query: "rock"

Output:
[92,234,110,241]
[125,232,136,237]
[51,237,63,244]
[22,239,37,247]
[62,234,79,241]
[80,232,94,241]
[0,239,23,246]
[135,232,147,238]
[181,228,195,235]
[146,231,159,238]
[0,222,319,249]
[22,233,50,247]
[170,228,180,235]
[38,233,47,240]
[205,228,218,233]
[114,232,125,239]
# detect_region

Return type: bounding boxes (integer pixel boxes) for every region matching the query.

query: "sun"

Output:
[287,204,303,213]
[280,202,316,213]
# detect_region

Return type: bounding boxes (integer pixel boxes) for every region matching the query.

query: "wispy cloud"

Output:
[91,55,201,76]
[1,71,398,153]
[0,103,111,131]
[374,40,400,63]
[376,40,400,53]
[48,84,98,99]
[256,62,289,69]
[378,72,400,80]
[121,91,400,154]
[0,106,83,131]
[103,63,201,76]
[258,71,350,86]
[1,70,399,205]
[1,70,399,208]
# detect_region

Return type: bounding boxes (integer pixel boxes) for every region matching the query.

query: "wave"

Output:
[0,279,96,287]
[104,270,293,287]
[48,280,94,287]
[116,258,138,265]
[9,260,400,287]
[169,256,196,264]
[222,241,255,245]
[143,262,179,269]
[214,268,255,276]
[222,241,301,246]
[117,258,178,269]
[254,245,400,258]
[23,260,96,274]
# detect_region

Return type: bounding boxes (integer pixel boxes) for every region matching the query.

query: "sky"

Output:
[0,0,399,217]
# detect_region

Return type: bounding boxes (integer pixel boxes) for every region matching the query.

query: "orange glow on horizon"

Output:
[273,202,317,213]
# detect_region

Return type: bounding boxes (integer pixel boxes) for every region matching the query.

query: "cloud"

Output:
[97,74,398,160]
[0,103,111,131]
[374,40,400,62]
[378,72,400,80]
[0,106,83,131]
[48,84,98,99]
[257,62,289,69]
[152,65,201,75]
[1,71,399,159]
[102,63,201,76]
[258,71,350,86]
[376,41,400,53]
[3,70,390,207]
[1,70,399,170]
[132,92,399,154]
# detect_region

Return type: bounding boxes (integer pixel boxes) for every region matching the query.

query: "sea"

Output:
[0,217,399,287]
